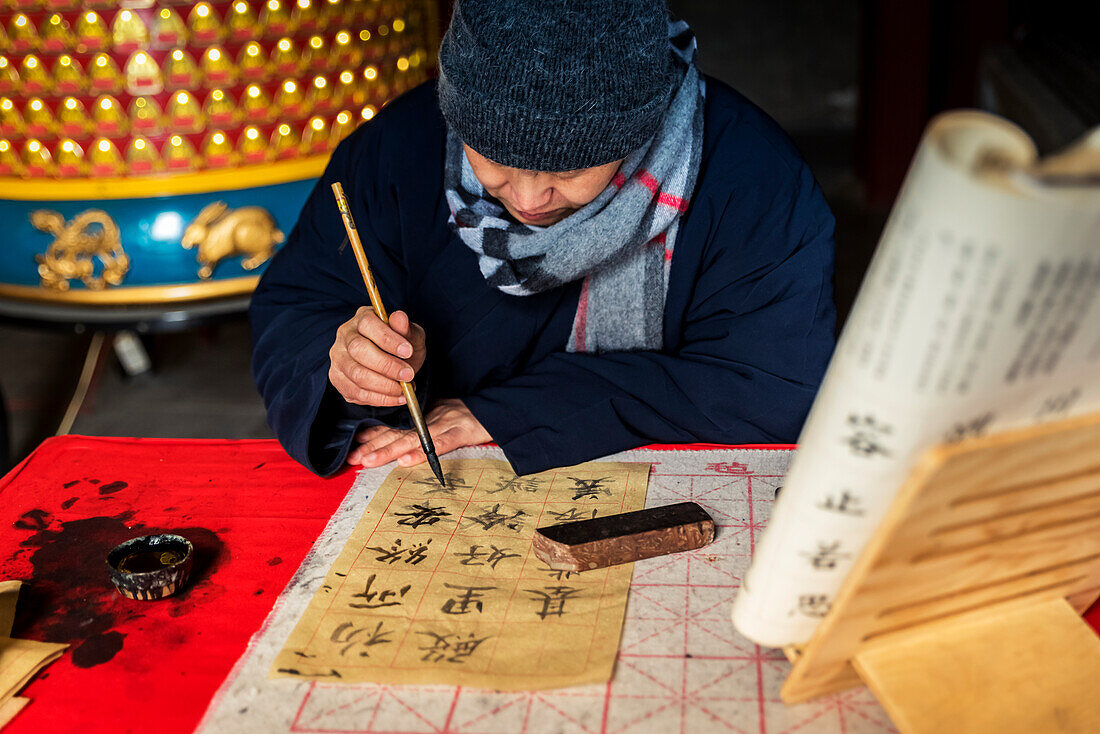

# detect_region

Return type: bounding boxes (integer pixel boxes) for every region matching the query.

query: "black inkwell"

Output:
[106,534,194,601]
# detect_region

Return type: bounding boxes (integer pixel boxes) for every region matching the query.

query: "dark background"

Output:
[2,0,1097,471]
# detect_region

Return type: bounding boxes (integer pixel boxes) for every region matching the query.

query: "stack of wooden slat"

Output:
[0,581,67,730]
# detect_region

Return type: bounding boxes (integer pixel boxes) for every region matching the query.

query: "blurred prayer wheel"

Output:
[0,0,439,308]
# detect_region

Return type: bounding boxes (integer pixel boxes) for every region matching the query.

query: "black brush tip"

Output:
[426,450,446,488]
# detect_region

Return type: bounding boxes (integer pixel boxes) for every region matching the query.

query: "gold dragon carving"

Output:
[181,202,284,279]
[32,209,130,291]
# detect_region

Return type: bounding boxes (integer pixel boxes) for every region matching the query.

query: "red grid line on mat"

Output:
[749,473,768,734]
[283,457,894,734]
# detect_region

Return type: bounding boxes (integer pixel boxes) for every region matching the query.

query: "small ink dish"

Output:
[106,534,194,601]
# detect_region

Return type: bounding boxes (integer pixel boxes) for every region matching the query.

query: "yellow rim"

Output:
[0,157,328,201]
[0,276,258,304]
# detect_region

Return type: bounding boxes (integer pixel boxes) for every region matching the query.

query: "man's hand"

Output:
[329,307,426,407]
[347,399,491,468]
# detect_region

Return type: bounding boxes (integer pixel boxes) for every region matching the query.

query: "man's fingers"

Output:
[357,426,413,457]
[329,369,406,407]
[348,426,407,466]
[389,311,428,354]
[330,306,426,410]
[395,447,427,467]
[437,422,472,453]
[368,420,452,467]
[360,431,422,467]
[396,421,460,466]
[347,444,370,465]
[335,360,407,398]
[349,398,490,469]
[388,310,410,337]
[356,308,414,359]
[346,336,415,383]
[332,369,405,405]
[333,340,409,395]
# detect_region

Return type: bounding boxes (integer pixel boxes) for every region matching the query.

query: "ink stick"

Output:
[532,501,715,571]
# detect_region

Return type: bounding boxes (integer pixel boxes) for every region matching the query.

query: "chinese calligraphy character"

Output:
[1012,261,1050,327]
[817,491,864,516]
[842,414,893,458]
[486,476,544,495]
[1035,389,1081,420]
[525,585,582,619]
[568,477,611,500]
[545,508,598,526]
[394,502,452,528]
[794,594,831,618]
[412,474,470,495]
[365,538,432,565]
[417,631,492,663]
[440,583,497,615]
[277,667,342,678]
[704,462,752,475]
[348,574,412,609]
[330,621,393,657]
[798,541,850,570]
[465,503,527,532]
[539,564,577,581]
[943,412,994,443]
[453,544,521,570]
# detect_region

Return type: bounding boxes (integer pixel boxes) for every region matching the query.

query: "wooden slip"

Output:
[0,582,19,638]
[781,411,1100,734]
[0,637,68,709]
[533,501,715,571]
[0,696,28,730]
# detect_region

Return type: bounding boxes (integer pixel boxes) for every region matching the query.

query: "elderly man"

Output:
[250,0,836,476]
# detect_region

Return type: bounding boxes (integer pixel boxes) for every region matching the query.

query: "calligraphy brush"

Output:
[330,182,447,488]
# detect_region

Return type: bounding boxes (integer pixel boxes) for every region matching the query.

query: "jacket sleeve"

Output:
[249,132,426,476]
[463,161,837,475]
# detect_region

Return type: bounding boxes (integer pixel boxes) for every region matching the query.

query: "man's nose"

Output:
[509,175,553,211]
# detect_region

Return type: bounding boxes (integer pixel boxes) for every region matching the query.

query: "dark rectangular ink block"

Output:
[532,501,715,571]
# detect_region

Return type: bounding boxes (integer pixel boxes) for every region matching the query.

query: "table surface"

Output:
[1,436,1098,734]
[0,436,353,734]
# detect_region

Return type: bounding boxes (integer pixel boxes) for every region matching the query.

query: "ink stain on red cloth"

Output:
[13,510,50,531]
[8,509,227,668]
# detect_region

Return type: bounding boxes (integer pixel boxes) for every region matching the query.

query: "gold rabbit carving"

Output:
[181,202,284,279]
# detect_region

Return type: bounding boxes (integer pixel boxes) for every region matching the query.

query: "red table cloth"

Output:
[0,436,352,734]
[1,436,1097,733]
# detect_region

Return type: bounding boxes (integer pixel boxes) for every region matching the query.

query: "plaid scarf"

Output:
[444,21,704,353]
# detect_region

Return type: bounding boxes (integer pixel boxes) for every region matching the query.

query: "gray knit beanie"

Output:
[437,0,672,172]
